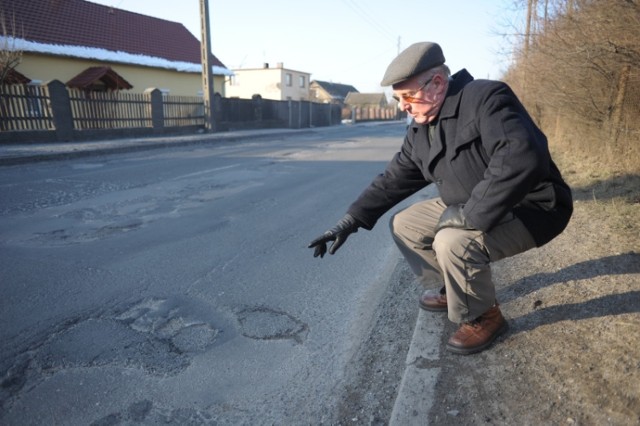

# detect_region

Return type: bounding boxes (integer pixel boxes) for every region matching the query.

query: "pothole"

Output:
[171,323,219,352]
[237,307,308,344]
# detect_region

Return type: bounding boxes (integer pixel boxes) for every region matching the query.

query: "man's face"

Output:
[393,73,446,125]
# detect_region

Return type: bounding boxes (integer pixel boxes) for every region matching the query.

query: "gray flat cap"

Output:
[380,42,445,86]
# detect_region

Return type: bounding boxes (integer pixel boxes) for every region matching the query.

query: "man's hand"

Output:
[308,214,360,258]
[434,204,475,234]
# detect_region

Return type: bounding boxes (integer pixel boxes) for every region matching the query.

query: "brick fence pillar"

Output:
[145,88,164,130]
[252,94,263,122]
[47,80,74,141]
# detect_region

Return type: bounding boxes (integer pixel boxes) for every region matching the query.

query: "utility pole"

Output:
[522,0,537,105]
[199,0,216,132]
[524,0,535,58]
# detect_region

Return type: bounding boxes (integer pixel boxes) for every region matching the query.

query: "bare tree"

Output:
[503,0,640,171]
[534,1,639,118]
[0,8,23,85]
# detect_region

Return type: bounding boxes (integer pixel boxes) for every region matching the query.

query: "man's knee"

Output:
[433,228,487,261]
[388,212,397,235]
[389,208,408,238]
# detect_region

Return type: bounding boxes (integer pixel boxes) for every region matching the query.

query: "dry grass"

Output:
[551,145,640,251]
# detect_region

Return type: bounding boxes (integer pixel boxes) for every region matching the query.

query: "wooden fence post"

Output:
[145,88,164,130]
[47,80,74,141]
[323,103,329,126]
[252,94,263,122]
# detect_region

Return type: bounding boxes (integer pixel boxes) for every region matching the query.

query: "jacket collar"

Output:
[439,68,474,120]
[420,69,474,171]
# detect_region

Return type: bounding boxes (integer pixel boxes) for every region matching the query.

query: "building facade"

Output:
[2,0,232,96]
[225,63,311,101]
[309,80,358,105]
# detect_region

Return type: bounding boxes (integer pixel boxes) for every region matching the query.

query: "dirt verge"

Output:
[429,154,640,425]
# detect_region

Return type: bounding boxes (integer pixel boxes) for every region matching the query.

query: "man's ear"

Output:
[433,74,447,93]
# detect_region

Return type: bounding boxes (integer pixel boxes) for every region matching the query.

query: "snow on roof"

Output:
[1,0,232,75]
[2,36,233,76]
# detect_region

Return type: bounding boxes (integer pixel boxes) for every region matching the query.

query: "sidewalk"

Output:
[0,121,405,166]
[0,127,315,166]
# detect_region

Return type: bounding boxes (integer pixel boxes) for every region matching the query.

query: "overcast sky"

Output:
[88,0,524,93]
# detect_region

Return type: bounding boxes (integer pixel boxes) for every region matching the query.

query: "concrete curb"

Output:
[390,309,446,425]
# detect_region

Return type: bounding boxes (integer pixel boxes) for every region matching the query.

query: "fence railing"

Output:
[0,84,54,131]
[352,106,398,121]
[0,80,398,143]
[68,89,153,130]
[164,95,204,127]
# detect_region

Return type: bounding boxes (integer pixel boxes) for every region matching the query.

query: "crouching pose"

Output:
[308,42,572,354]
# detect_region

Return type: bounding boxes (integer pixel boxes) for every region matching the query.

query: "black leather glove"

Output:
[434,204,475,234]
[308,214,360,258]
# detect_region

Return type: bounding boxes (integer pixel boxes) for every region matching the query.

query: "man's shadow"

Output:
[498,252,640,334]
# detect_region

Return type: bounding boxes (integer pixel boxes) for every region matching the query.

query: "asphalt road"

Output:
[0,123,430,424]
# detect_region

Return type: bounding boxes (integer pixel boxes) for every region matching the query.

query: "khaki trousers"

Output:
[389,197,536,323]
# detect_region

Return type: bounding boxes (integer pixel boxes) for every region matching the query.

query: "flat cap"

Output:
[380,42,445,86]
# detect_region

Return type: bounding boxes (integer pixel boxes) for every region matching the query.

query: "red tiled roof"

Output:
[66,66,133,90]
[1,68,31,85]
[2,0,227,69]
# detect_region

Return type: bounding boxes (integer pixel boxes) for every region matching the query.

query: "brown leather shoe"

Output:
[446,304,508,355]
[419,287,447,312]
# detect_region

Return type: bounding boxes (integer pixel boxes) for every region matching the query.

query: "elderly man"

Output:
[308,42,573,355]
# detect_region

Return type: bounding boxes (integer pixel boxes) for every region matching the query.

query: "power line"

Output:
[341,0,397,44]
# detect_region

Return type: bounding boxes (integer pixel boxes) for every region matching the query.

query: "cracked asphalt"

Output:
[0,123,427,424]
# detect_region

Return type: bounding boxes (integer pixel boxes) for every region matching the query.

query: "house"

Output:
[2,68,30,85]
[309,80,358,105]
[0,0,232,96]
[225,63,311,101]
[344,92,389,109]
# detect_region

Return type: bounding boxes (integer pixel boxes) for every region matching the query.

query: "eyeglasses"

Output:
[393,77,433,103]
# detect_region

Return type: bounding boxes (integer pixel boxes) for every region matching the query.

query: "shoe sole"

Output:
[418,301,448,312]
[445,321,509,355]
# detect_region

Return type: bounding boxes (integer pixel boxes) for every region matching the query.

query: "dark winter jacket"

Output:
[347,69,573,247]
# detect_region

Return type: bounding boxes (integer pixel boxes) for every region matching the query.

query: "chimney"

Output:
[263,63,269,69]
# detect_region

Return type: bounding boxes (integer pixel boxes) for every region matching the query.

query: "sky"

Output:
[88,0,524,94]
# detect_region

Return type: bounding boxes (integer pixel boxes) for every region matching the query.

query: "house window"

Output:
[229,75,239,86]
[285,73,292,87]
[299,76,305,88]
[25,82,45,118]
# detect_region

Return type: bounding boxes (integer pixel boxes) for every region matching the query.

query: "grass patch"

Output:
[552,147,640,251]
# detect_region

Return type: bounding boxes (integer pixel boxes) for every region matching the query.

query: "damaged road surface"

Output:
[0,124,422,424]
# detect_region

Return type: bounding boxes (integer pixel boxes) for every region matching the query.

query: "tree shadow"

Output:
[498,252,640,334]
[500,252,640,303]
[510,290,640,334]
[569,173,640,202]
